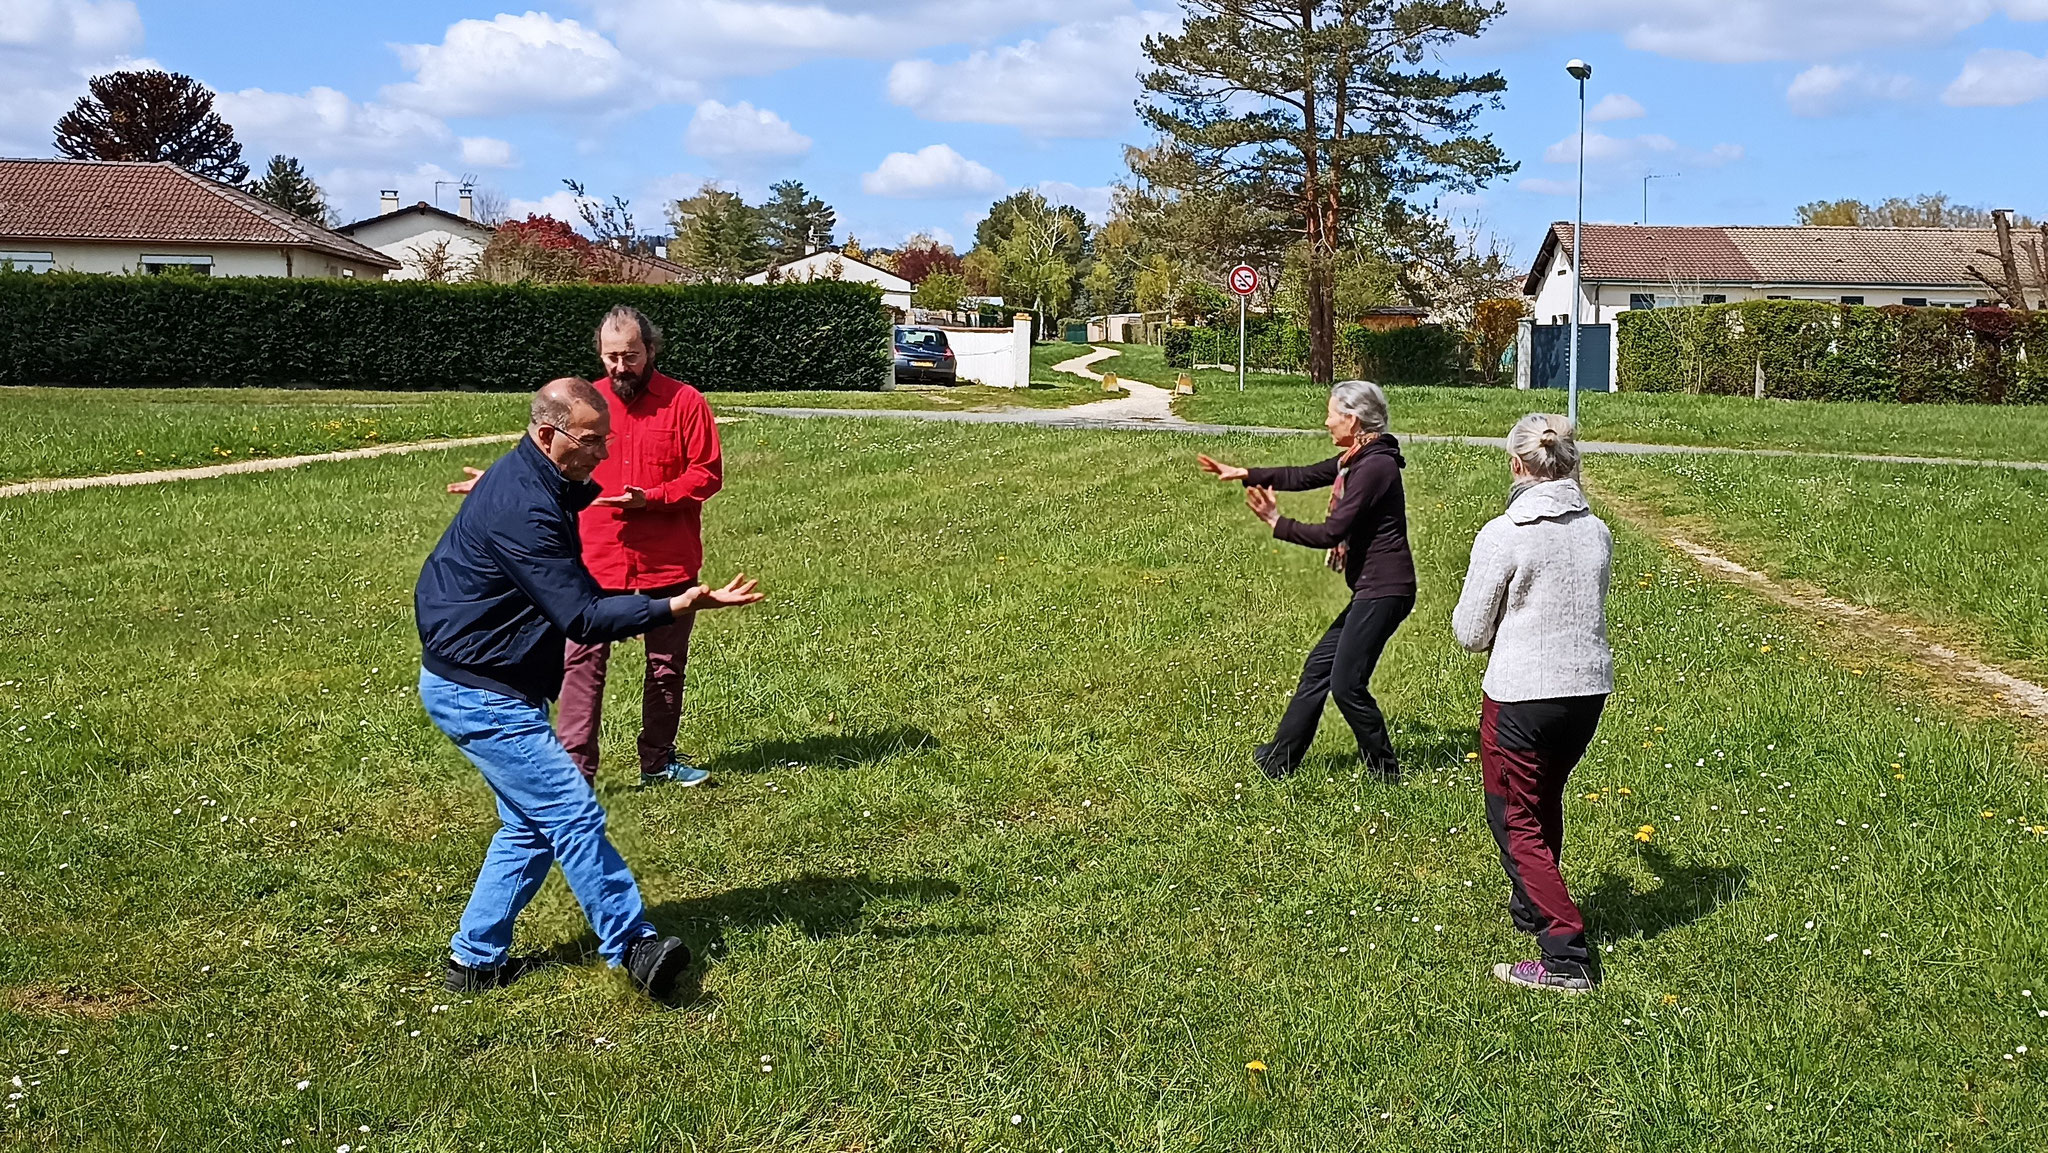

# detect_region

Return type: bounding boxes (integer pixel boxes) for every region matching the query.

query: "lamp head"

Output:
[1566,59,1593,81]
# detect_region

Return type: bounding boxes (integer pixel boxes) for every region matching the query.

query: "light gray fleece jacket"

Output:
[1451,478,1614,702]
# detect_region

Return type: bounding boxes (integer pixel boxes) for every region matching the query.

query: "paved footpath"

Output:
[0,433,520,499]
[737,404,2048,472]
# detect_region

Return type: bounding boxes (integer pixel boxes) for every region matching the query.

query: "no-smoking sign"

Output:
[1228,264,1259,296]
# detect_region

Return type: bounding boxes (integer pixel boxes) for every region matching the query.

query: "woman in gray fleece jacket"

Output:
[1451,413,1613,994]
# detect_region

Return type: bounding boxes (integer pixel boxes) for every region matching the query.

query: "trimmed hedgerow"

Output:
[1616,299,2048,405]
[0,272,893,391]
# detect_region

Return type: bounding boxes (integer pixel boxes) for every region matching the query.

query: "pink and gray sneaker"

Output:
[1492,960,1595,994]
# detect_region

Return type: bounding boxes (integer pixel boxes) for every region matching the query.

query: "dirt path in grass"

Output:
[1045,346,1184,424]
[0,433,521,499]
[1597,492,2048,724]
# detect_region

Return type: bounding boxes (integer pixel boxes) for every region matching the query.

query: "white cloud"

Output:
[0,0,145,154]
[459,135,517,167]
[505,188,588,224]
[216,86,455,163]
[1944,48,2048,106]
[1544,130,1741,170]
[886,11,1177,138]
[684,99,811,160]
[862,143,1004,198]
[1034,180,1115,224]
[1586,93,1646,123]
[585,0,1108,79]
[1786,64,1917,117]
[384,11,686,116]
[1497,0,2047,63]
[1518,177,1577,197]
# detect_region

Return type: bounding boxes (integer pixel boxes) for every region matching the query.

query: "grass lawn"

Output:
[4,387,527,484]
[1591,453,2048,685]
[1,417,2044,1149]
[1090,344,2048,462]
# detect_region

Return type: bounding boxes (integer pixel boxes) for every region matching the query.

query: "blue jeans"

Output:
[418,669,656,968]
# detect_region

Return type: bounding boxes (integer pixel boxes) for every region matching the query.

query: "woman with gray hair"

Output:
[1452,413,1613,994]
[1198,380,1417,781]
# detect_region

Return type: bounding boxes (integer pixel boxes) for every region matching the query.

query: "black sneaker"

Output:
[1253,743,1295,780]
[443,955,545,993]
[1366,760,1402,785]
[623,935,691,998]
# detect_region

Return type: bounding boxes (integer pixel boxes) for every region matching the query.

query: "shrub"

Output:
[1615,300,2048,405]
[0,272,892,391]
[1345,324,1466,387]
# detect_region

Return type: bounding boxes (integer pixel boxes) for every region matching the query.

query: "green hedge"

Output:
[1165,319,1468,386]
[0,273,893,391]
[1617,300,2048,405]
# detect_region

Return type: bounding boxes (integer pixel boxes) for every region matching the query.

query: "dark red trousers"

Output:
[557,583,697,783]
[1480,693,1606,976]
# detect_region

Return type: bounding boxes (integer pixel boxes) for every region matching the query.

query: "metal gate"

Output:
[1528,323,1610,391]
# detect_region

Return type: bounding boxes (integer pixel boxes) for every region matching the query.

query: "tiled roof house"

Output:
[0,157,398,279]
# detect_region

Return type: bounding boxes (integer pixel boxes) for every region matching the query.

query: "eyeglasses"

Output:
[545,424,613,450]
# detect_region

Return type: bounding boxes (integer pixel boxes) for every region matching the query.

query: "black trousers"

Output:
[1263,595,1414,774]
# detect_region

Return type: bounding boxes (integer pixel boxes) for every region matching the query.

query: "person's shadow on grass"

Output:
[529,874,975,1005]
[1580,844,1747,947]
[697,726,938,777]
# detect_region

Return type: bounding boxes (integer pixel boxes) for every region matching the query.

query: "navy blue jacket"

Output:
[416,435,674,706]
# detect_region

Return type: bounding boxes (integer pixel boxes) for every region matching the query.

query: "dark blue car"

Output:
[893,326,957,385]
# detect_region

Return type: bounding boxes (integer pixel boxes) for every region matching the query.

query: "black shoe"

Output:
[444,955,546,993]
[1366,761,1402,785]
[623,935,691,998]
[1253,743,1295,780]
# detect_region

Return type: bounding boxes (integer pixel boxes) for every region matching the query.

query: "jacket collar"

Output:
[514,434,601,511]
[1344,432,1404,469]
[1506,477,1589,524]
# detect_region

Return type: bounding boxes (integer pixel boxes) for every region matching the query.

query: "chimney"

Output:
[379,190,400,215]
[458,186,474,221]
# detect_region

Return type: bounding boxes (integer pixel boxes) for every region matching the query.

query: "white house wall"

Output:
[342,219,489,281]
[5,240,388,279]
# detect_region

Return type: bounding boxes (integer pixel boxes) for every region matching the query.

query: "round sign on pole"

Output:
[1228,264,1259,296]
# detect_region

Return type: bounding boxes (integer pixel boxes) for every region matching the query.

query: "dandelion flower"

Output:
[1246,1060,1267,1072]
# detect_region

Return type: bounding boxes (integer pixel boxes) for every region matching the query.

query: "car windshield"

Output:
[895,328,948,352]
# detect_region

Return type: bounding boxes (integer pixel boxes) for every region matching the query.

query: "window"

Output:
[1702,294,1727,305]
[1629,293,1655,310]
[1902,298,1928,307]
[141,254,213,277]
[0,250,54,274]
[1840,296,1865,305]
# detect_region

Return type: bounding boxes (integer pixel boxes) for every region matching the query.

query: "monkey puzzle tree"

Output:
[54,69,249,184]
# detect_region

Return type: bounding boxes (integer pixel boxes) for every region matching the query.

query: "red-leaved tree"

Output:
[892,233,964,285]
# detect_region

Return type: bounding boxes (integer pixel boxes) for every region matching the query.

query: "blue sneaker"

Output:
[641,757,710,788]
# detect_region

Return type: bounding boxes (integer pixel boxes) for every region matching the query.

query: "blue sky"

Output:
[5,1,2047,270]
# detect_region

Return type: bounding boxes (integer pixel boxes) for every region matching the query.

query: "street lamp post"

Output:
[1566,59,1592,427]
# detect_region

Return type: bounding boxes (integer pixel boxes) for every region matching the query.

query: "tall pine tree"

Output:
[54,69,249,184]
[1136,1,1512,383]
[760,180,836,263]
[247,155,329,224]
[669,183,771,282]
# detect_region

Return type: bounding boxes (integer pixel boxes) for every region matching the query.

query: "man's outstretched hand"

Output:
[669,573,763,615]
[592,486,649,509]
[447,466,485,495]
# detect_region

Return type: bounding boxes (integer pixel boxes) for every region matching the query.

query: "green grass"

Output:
[1591,453,2048,684]
[4,387,527,484]
[1090,343,2048,462]
[2,419,2045,1149]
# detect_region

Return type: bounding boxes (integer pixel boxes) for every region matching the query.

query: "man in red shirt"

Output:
[454,305,724,787]
[563,306,724,786]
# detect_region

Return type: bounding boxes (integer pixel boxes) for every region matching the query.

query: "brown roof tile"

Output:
[0,157,398,269]
[1527,221,2004,294]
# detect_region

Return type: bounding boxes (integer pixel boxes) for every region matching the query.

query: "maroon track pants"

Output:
[1480,693,1606,975]
[557,583,697,783]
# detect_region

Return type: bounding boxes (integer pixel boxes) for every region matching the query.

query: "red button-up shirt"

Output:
[579,370,723,590]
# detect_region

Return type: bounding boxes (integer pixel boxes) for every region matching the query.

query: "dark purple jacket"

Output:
[1244,434,1417,601]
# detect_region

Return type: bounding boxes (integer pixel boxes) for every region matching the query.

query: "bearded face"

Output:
[599,321,655,400]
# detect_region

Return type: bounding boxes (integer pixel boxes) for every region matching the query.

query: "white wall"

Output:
[342,217,489,281]
[941,317,1033,388]
[5,239,388,279]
